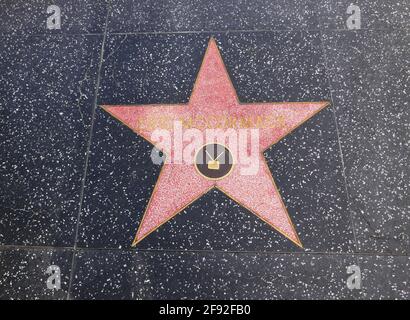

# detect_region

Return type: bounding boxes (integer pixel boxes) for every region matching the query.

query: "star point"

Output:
[101,37,329,247]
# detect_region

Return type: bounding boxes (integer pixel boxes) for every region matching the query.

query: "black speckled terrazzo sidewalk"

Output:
[0,0,409,300]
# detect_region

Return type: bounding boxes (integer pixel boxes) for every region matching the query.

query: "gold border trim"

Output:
[101,37,331,249]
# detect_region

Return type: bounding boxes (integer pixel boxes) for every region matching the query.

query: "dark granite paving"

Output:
[0,0,409,299]
[322,30,410,255]
[0,34,102,246]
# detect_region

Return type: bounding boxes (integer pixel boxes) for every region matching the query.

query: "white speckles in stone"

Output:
[0,0,408,300]
[0,0,108,35]
[0,249,72,300]
[69,250,364,299]
[0,34,102,246]
[322,30,410,254]
[319,0,410,30]
[107,0,319,33]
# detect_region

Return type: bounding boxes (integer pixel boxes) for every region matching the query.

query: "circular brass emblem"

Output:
[195,143,234,180]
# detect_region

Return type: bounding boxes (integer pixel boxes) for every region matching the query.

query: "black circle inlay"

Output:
[195,144,234,180]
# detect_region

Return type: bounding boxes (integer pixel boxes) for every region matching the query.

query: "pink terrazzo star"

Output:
[102,38,329,247]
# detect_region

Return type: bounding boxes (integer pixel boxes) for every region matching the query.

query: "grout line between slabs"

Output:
[65,3,111,300]
[105,28,409,36]
[318,30,361,263]
[5,9,401,296]
[314,1,364,267]
[1,27,408,37]
[0,244,409,258]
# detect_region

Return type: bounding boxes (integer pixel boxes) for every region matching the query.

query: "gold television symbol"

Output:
[208,160,220,170]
